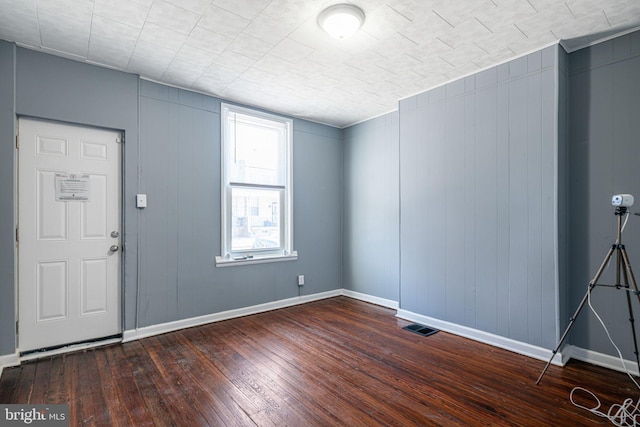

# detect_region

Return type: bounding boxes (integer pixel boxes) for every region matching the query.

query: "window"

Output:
[217,103,295,266]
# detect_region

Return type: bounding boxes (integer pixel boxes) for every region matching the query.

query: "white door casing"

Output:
[18,117,122,352]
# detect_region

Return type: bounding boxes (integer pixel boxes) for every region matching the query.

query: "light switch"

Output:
[136,194,147,208]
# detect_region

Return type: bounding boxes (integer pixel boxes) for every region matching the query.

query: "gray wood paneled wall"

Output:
[0,41,16,355]
[343,112,400,302]
[398,45,562,349]
[567,32,640,358]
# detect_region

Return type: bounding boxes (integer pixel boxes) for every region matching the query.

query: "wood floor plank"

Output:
[14,362,37,404]
[0,363,20,403]
[242,312,454,425]
[102,344,155,427]
[75,350,110,425]
[116,340,181,426]
[184,320,339,425]
[176,330,290,426]
[271,308,489,425]
[93,348,133,427]
[152,333,256,426]
[220,322,368,426]
[136,338,211,427]
[27,357,52,404]
[64,353,79,424]
[45,354,69,405]
[1,296,638,426]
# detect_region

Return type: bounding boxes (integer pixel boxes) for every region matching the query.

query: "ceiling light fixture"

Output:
[318,4,365,40]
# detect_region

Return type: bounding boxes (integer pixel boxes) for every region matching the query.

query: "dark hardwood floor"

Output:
[1,296,637,426]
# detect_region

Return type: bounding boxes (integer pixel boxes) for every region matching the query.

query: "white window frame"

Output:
[216,103,297,266]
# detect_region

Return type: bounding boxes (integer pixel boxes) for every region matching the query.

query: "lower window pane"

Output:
[231,187,281,251]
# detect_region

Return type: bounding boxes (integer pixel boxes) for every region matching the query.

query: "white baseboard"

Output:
[6,289,636,381]
[341,289,399,310]
[123,289,343,342]
[396,308,569,366]
[0,352,20,378]
[567,344,640,376]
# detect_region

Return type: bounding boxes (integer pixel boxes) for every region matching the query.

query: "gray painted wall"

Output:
[137,81,342,327]
[0,41,16,355]
[398,45,561,348]
[557,45,570,338]
[343,112,400,302]
[567,31,640,359]
[0,45,342,355]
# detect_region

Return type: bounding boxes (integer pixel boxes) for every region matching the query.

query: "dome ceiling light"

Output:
[317,4,365,39]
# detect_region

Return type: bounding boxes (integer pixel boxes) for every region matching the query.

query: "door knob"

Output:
[110,245,119,252]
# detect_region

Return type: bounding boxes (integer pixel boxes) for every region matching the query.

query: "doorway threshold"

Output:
[20,334,122,362]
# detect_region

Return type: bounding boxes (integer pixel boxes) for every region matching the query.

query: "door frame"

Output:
[15,115,127,355]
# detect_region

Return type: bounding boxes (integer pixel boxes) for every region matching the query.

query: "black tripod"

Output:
[536,206,640,385]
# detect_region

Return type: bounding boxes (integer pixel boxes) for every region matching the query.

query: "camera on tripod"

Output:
[537,192,640,385]
[612,194,634,207]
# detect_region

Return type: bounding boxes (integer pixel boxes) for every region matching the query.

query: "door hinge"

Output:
[116,134,124,144]
[16,320,18,334]
[15,134,19,149]
[15,227,19,242]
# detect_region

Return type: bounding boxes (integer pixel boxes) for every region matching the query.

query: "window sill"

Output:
[215,251,298,267]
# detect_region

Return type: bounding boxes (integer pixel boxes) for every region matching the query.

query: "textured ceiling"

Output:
[0,0,639,127]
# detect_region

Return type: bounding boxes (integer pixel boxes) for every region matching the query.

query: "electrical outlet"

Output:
[297,275,304,286]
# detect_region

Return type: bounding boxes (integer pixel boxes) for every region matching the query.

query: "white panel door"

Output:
[18,117,122,352]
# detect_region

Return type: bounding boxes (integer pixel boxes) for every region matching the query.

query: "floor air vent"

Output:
[403,323,439,337]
